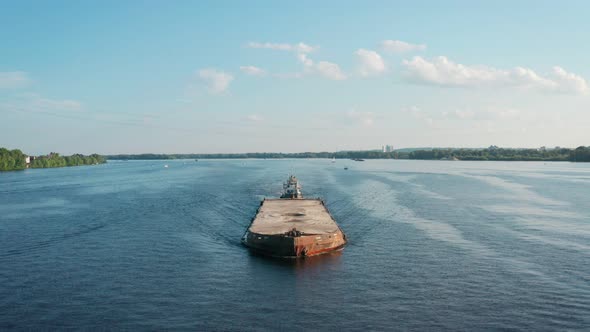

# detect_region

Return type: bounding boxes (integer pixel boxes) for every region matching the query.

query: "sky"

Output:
[1,1,589,155]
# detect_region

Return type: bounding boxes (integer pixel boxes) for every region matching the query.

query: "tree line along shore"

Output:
[0,148,106,171]
[107,146,590,162]
[2,146,588,171]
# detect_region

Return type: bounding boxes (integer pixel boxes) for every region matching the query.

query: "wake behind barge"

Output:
[242,176,347,258]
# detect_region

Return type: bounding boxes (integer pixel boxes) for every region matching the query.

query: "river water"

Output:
[1,159,589,330]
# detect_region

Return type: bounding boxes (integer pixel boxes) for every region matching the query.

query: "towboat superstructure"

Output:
[280,175,303,199]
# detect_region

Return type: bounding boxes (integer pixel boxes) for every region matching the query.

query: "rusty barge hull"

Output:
[242,198,346,258]
[243,230,347,258]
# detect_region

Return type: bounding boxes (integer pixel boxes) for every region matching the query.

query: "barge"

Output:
[242,175,347,258]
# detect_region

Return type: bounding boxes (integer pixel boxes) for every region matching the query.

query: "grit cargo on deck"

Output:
[242,175,347,258]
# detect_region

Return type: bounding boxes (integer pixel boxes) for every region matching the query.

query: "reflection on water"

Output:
[247,249,343,272]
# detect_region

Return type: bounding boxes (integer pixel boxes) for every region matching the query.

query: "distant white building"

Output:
[381,145,394,153]
[24,156,35,168]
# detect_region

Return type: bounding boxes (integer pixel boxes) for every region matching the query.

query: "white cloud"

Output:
[347,109,374,127]
[402,56,589,94]
[246,114,264,122]
[442,107,521,120]
[355,49,386,77]
[247,41,351,81]
[0,71,30,88]
[402,105,422,115]
[551,66,589,94]
[486,107,522,119]
[381,40,426,53]
[442,109,475,119]
[295,53,346,80]
[0,93,83,113]
[403,56,506,86]
[298,53,314,68]
[248,41,346,80]
[247,42,317,53]
[403,105,435,127]
[315,61,347,80]
[240,65,266,76]
[198,68,234,94]
[34,97,82,111]
[441,106,523,122]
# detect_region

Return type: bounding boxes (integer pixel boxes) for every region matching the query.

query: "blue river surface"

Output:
[1,159,589,331]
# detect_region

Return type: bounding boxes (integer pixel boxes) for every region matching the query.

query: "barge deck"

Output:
[242,176,346,258]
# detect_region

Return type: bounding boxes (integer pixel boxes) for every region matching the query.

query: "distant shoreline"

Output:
[111,158,576,162]
[107,146,590,162]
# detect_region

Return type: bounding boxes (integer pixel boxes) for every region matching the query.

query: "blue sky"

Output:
[1,1,589,154]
